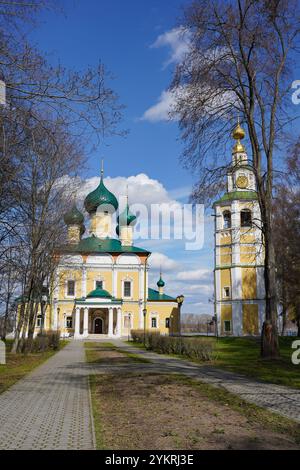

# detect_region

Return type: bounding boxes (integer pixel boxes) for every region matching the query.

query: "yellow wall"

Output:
[221,305,232,334]
[121,302,140,330]
[240,233,255,244]
[59,269,82,299]
[240,245,256,264]
[220,269,231,296]
[86,271,112,294]
[242,268,257,299]
[220,246,231,265]
[117,270,140,300]
[220,233,231,245]
[242,304,259,335]
[148,303,179,334]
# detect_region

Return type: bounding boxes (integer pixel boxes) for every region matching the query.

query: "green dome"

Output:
[116,204,137,235]
[117,204,137,226]
[80,224,85,236]
[86,286,112,299]
[64,205,84,226]
[84,176,118,214]
[157,276,165,288]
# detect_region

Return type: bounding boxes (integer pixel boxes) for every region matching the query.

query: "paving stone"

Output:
[0,342,94,450]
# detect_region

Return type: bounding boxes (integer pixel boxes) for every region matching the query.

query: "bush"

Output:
[130,330,214,362]
[29,330,61,353]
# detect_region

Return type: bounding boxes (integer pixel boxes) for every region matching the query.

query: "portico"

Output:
[73,285,122,339]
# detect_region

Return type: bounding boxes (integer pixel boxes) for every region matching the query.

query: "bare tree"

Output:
[274,142,300,336]
[170,0,300,357]
[0,2,125,352]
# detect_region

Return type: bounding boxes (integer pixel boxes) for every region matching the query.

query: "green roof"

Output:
[60,235,149,254]
[147,288,176,302]
[86,286,112,299]
[213,190,258,206]
[84,176,118,214]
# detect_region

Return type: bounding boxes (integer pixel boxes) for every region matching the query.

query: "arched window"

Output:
[223,210,231,229]
[241,209,252,227]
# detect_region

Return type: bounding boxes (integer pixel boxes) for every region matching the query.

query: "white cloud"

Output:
[176,269,212,282]
[148,252,179,271]
[76,173,173,208]
[151,26,191,67]
[140,90,176,123]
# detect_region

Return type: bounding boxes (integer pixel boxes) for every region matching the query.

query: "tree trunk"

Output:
[11,302,25,354]
[25,302,39,353]
[281,304,287,336]
[261,220,279,358]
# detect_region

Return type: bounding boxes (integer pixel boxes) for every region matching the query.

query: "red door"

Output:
[94,318,103,334]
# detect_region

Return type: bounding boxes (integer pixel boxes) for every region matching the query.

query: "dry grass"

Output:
[0,340,68,394]
[85,342,150,364]
[90,373,300,450]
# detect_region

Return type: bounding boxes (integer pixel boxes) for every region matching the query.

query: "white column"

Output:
[74,307,80,339]
[108,307,113,337]
[139,266,144,300]
[112,266,117,297]
[232,302,243,336]
[139,302,144,329]
[83,307,89,337]
[116,307,122,337]
[82,267,87,298]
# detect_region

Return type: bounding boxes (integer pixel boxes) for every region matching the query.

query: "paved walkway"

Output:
[100,339,300,424]
[0,342,94,450]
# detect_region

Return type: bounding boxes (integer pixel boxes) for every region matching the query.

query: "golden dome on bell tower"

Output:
[232,119,246,153]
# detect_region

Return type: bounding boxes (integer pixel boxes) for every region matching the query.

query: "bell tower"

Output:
[213,121,265,336]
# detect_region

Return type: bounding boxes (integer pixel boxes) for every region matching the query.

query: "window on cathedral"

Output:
[95,280,103,290]
[67,280,75,296]
[124,315,132,328]
[66,316,73,328]
[165,318,170,328]
[36,314,43,327]
[123,281,131,298]
[223,210,231,229]
[241,209,252,227]
[223,287,231,298]
[224,320,231,332]
[151,317,157,328]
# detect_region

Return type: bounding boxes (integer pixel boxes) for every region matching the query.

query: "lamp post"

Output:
[176,295,184,337]
[128,313,131,342]
[212,314,218,339]
[143,308,147,346]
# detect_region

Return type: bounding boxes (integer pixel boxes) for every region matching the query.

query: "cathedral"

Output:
[34,168,180,339]
[213,122,265,336]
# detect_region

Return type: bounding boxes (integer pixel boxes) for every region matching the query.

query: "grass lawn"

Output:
[0,339,69,395]
[89,344,300,450]
[129,336,300,389]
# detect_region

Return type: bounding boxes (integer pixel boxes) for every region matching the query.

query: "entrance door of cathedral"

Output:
[94,318,103,334]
